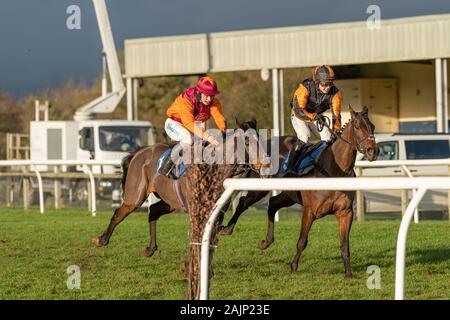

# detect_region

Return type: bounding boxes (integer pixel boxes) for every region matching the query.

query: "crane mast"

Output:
[74,0,126,120]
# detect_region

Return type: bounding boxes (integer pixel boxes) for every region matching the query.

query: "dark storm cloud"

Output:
[1,0,449,96]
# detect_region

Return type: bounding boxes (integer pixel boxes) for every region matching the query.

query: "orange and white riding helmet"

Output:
[313,65,335,84]
[196,76,220,96]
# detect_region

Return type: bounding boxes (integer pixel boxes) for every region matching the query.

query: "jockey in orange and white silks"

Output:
[159,76,226,176]
[291,65,342,143]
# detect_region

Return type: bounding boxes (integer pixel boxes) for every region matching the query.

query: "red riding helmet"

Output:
[196,76,220,96]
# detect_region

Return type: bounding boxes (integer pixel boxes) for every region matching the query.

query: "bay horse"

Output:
[91,119,263,257]
[219,106,379,277]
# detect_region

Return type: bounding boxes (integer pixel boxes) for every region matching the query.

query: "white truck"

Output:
[29,0,156,203]
[357,133,450,216]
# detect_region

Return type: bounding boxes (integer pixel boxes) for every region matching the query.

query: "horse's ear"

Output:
[235,117,241,128]
[251,117,257,130]
[349,104,356,119]
[362,105,369,115]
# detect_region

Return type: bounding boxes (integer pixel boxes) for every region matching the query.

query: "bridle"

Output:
[317,113,375,154]
[351,114,376,154]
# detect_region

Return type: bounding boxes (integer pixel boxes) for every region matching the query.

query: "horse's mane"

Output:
[328,121,349,144]
[329,110,369,144]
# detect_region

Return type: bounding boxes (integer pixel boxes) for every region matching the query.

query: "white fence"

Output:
[1,159,449,300]
[354,159,450,222]
[2,158,450,218]
[0,160,122,216]
[201,177,450,300]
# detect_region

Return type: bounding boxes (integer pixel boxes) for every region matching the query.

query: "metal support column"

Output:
[126,77,134,121]
[272,69,280,136]
[279,69,285,135]
[435,58,448,133]
[22,166,29,210]
[272,69,284,135]
[272,69,284,222]
[444,59,448,133]
[54,166,61,209]
[133,78,139,120]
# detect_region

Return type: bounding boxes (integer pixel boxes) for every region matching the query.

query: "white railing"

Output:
[355,159,450,223]
[355,159,450,167]
[2,158,448,217]
[0,160,122,216]
[2,159,449,299]
[200,177,450,300]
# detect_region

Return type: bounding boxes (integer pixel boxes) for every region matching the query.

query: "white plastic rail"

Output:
[31,165,44,214]
[200,177,450,300]
[355,159,450,224]
[0,160,121,216]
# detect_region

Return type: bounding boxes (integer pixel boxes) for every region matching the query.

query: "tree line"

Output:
[0,66,324,159]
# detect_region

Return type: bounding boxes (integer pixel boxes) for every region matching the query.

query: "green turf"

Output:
[0,207,448,300]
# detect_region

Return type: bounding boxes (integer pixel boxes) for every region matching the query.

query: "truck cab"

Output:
[357,133,450,175]
[78,120,155,173]
[30,119,155,202]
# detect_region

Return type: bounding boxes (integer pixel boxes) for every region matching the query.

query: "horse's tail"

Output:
[121,146,146,191]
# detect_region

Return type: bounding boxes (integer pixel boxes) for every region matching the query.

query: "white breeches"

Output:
[164,118,205,145]
[291,112,332,143]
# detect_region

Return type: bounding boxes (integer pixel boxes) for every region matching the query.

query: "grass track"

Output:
[0,208,448,300]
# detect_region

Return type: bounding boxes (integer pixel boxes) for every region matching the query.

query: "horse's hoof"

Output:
[91,237,107,247]
[290,263,298,273]
[143,246,157,257]
[258,240,270,250]
[218,226,232,236]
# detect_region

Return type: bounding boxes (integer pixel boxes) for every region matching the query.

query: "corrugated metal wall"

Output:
[125,34,210,77]
[125,14,450,78]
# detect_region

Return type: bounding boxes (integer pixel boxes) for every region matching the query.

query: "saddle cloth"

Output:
[280,141,328,176]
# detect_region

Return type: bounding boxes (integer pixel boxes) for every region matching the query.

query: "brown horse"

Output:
[91,119,263,257]
[220,106,379,277]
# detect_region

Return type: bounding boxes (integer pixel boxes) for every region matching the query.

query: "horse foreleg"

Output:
[143,200,174,257]
[291,208,315,273]
[92,203,137,247]
[258,192,295,250]
[338,209,353,277]
[215,196,233,230]
[220,191,269,236]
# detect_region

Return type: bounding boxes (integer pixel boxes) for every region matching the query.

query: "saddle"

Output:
[156,148,186,179]
[280,141,328,176]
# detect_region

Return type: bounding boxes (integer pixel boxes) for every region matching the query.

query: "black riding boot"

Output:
[283,140,303,176]
[159,143,183,176]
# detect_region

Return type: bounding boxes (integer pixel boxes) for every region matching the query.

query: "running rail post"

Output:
[200,188,235,300]
[31,165,44,214]
[395,187,427,300]
[401,165,419,224]
[83,164,97,217]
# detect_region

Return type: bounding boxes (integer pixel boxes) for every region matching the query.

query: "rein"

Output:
[317,114,374,154]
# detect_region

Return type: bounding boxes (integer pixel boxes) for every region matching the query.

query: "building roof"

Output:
[124,13,450,78]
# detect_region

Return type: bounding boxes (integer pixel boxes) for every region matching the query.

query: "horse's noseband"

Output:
[355,134,375,154]
[352,115,375,155]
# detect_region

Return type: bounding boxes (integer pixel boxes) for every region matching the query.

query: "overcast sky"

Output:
[1,0,450,96]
